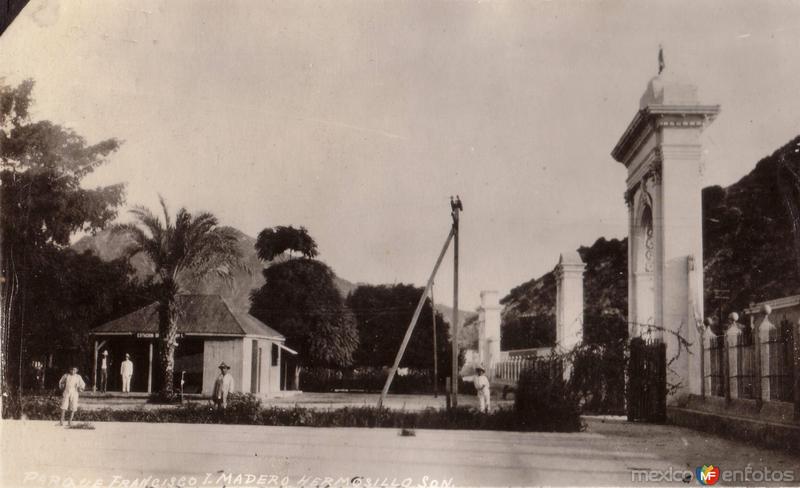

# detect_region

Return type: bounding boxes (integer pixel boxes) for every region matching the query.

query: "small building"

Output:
[89,294,297,396]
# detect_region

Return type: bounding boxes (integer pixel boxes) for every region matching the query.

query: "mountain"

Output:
[72,228,475,323]
[501,134,800,348]
[73,228,358,311]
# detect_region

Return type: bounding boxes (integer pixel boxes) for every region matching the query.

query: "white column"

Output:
[758,306,776,401]
[478,290,501,372]
[612,71,719,403]
[554,252,585,351]
[726,314,742,399]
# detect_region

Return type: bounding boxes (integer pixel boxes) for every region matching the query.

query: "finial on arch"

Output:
[658,44,665,75]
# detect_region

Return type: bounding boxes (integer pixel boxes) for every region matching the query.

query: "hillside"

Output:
[72,229,476,324]
[501,134,800,348]
[72,228,358,311]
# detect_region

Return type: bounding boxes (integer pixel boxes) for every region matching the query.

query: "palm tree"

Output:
[114,197,243,400]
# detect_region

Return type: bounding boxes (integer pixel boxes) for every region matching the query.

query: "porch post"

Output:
[147,341,154,394]
[92,338,98,392]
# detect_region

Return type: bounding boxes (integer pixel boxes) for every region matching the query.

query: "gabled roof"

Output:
[91,294,285,340]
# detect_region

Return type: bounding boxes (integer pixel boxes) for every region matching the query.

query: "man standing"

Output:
[471,365,491,413]
[120,353,134,393]
[58,367,86,427]
[100,350,109,393]
[212,362,234,410]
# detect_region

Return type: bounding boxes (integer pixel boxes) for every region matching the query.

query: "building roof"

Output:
[91,294,285,340]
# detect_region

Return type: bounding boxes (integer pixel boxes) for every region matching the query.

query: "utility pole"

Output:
[377,226,455,409]
[376,197,462,409]
[450,195,463,408]
[431,283,438,398]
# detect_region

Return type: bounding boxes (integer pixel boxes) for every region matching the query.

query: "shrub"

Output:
[515,359,582,432]
[568,340,626,415]
[2,394,61,419]
[225,393,263,423]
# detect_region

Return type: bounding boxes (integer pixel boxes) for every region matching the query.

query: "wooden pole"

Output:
[451,205,460,408]
[92,338,98,393]
[378,227,455,408]
[147,341,154,394]
[431,283,438,398]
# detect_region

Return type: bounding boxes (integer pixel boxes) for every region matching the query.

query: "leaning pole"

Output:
[377,226,455,409]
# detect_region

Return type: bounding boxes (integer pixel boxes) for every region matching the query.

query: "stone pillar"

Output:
[612,70,719,403]
[726,313,742,399]
[758,306,776,401]
[478,290,501,372]
[554,251,585,351]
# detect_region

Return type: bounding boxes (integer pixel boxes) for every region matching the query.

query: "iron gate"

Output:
[627,337,667,422]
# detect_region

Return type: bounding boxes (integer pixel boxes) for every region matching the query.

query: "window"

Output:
[272,343,279,366]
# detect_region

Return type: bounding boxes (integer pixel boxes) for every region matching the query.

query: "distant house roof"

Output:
[91,294,285,340]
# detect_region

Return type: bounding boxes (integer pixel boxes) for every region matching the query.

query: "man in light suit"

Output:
[212,362,234,410]
[120,353,134,393]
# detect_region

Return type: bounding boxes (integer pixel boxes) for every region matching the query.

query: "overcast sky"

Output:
[2,0,799,310]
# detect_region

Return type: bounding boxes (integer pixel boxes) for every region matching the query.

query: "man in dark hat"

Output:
[212,362,234,410]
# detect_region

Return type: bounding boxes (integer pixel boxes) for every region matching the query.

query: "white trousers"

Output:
[478,389,491,412]
[122,375,132,393]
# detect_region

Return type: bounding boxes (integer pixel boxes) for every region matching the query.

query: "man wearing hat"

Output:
[472,365,491,413]
[120,353,134,393]
[212,362,234,410]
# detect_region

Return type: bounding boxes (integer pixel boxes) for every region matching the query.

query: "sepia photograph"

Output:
[1,0,799,486]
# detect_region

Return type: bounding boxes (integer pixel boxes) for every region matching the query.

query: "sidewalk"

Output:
[1,416,797,487]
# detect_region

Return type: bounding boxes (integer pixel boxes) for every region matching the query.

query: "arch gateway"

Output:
[612,72,719,402]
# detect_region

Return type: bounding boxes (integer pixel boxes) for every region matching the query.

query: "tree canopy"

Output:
[255,225,318,261]
[1,79,125,394]
[346,283,450,373]
[250,258,358,367]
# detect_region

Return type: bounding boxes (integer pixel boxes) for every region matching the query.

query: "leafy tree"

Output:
[500,314,555,350]
[113,198,243,400]
[22,249,153,388]
[1,79,124,396]
[249,259,358,372]
[346,284,450,375]
[255,226,318,261]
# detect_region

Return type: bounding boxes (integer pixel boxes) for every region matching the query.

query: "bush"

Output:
[7,393,580,432]
[515,359,582,432]
[2,394,61,419]
[568,340,626,415]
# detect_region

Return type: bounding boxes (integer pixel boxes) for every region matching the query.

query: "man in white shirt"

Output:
[59,367,86,426]
[213,362,234,410]
[120,353,134,393]
[464,365,491,413]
